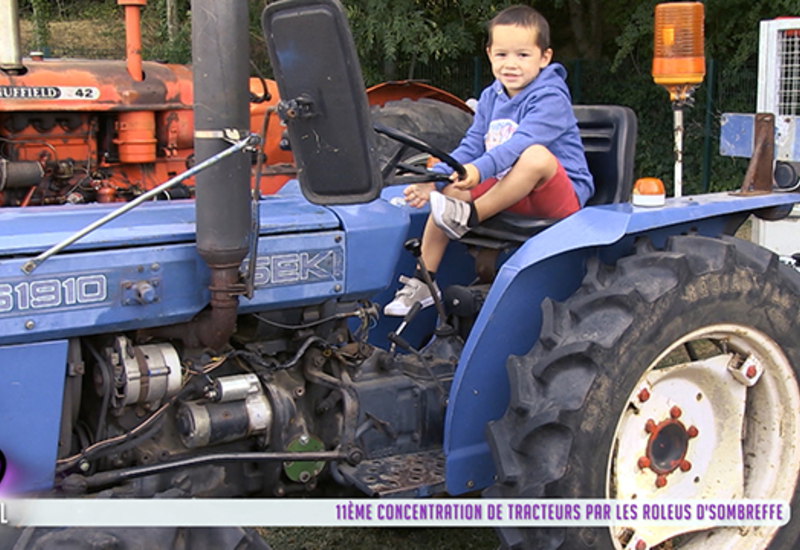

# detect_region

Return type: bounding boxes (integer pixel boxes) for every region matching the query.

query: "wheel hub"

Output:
[645,418,690,475]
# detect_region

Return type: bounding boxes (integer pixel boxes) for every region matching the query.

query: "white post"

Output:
[674,106,683,198]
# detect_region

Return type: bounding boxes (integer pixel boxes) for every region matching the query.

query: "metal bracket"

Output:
[277,95,317,121]
[121,279,162,306]
[738,113,775,195]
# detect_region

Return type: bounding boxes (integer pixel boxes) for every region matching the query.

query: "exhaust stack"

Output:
[190,0,251,349]
[0,0,23,72]
[118,0,146,81]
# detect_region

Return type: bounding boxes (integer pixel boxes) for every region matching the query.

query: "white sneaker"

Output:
[429,191,473,239]
[383,275,441,317]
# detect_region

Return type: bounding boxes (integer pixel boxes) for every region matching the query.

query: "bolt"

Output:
[151,263,160,272]
[670,406,682,419]
[680,460,692,472]
[334,284,342,292]
[79,460,90,473]
[637,456,651,470]
[746,365,757,379]
[334,235,342,243]
[124,281,132,290]
[24,320,35,330]
[636,541,647,550]
[645,419,656,433]
[655,475,668,488]
[638,388,650,402]
[466,480,475,489]
[348,448,364,464]
[299,434,310,446]
[687,426,699,438]
[298,471,312,483]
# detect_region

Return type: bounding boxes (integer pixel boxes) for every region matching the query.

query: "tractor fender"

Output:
[444,191,800,495]
[366,81,473,114]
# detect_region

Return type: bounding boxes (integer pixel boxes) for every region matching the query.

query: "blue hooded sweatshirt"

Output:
[434,63,594,207]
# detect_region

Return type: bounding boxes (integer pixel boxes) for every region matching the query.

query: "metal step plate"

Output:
[337,450,445,497]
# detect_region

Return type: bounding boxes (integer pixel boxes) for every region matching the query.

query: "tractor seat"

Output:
[459,105,637,249]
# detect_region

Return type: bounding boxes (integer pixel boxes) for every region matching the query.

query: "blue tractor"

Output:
[1,0,799,549]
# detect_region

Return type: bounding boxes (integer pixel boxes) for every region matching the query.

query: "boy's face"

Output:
[486,24,553,98]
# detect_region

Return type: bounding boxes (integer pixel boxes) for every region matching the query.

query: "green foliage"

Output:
[343,0,507,85]
[29,0,51,51]
[141,0,192,64]
[20,0,118,21]
[141,1,269,69]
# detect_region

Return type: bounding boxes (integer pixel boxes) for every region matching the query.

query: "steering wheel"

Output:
[373,122,467,185]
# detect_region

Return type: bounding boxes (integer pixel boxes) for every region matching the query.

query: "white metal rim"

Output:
[606,323,800,550]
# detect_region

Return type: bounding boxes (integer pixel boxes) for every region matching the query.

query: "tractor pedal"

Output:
[336,449,445,497]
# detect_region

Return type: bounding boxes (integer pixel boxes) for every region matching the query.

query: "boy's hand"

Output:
[451,164,480,190]
[403,182,436,208]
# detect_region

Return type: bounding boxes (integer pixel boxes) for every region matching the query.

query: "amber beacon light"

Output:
[652,2,705,199]
[653,2,705,96]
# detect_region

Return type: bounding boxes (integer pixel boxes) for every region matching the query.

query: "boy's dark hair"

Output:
[487,5,550,51]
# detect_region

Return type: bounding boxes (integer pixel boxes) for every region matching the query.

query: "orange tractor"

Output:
[0,0,470,207]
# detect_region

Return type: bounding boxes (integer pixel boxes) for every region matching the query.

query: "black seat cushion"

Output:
[459,105,637,248]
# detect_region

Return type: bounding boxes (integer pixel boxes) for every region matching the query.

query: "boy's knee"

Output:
[518,144,556,173]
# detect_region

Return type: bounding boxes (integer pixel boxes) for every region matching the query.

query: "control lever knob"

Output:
[404,238,422,258]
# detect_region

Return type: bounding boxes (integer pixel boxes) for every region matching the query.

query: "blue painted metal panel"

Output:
[0,179,412,342]
[0,187,339,257]
[0,245,207,346]
[0,340,68,494]
[239,231,347,312]
[330,195,409,300]
[445,191,800,494]
[720,113,755,158]
[0,229,400,344]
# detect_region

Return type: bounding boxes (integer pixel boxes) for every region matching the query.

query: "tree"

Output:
[29,0,51,54]
[343,0,505,84]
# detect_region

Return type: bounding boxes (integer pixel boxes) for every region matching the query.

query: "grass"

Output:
[257,527,499,549]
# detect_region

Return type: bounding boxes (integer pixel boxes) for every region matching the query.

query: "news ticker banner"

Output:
[0,499,790,528]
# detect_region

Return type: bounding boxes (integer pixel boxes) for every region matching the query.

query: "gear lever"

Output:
[403,238,448,326]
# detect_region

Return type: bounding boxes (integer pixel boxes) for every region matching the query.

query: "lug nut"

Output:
[638,456,651,470]
[680,460,692,472]
[746,365,757,379]
[655,475,668,488]
[670,406,682,419]
[645,419,656,433]
[687,426,699,438]
[638,388,650,402]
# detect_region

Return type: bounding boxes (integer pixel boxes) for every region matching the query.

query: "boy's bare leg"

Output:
[420,186,472,273]
[473,144,558,221]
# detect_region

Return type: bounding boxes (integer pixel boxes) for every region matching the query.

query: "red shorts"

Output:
[469,162,580,219]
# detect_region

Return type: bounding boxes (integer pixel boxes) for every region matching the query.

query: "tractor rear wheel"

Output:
[370,98,472,178]
[485,235,800,550]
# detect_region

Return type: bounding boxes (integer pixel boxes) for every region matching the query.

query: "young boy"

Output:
[384,5,593,317]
